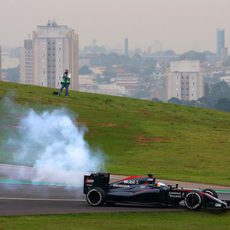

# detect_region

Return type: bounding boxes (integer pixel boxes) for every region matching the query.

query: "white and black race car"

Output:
[83,173,228,210]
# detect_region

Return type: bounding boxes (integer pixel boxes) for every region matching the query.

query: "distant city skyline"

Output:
[1,0,230,53]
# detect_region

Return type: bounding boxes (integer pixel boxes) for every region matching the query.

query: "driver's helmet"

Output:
[147,174,156,184]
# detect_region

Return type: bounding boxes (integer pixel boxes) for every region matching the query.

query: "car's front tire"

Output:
[86,187,105,206]
[185,192,203,210]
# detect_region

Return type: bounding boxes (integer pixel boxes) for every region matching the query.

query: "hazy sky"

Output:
[1,0,230,53]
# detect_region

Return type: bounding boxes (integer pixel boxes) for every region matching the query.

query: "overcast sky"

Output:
[1,0,230,53]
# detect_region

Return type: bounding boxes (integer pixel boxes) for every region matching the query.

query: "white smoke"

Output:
[1,99,104,186]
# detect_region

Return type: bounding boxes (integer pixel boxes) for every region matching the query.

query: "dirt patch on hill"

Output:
[140,109,151,117]
[137,135,172,144]
[97,123,117,127]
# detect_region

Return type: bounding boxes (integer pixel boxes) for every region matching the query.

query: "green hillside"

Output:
[0,81,230,185]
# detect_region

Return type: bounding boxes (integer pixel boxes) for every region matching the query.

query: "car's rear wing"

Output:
[83,173,110,194]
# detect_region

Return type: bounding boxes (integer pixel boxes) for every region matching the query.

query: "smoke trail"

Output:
[0,97,104,186]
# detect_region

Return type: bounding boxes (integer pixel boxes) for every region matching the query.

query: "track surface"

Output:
[0,199,186,216]
[0,183,188,216]
[0,164,229,216]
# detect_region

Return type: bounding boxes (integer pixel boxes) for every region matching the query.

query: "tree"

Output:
[79,65,92,75]
[215,98,230,112]
[178,50,207,62]
[197,96,217,109]
[168,97,181,105]
[5,66,19,82]
[133,88,150,98]
[211,81,230,100]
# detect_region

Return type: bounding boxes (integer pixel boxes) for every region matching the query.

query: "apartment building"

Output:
[20,21,79,90]
[166,60,204,101]
[20,39,33,84]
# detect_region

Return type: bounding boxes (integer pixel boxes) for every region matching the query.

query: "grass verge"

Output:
[0,212,229,230]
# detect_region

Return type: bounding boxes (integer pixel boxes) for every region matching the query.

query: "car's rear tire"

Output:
[185,192,203,210]
[86,187,105,206]
[203,189,218,198]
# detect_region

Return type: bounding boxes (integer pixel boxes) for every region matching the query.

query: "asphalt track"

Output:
[0,164,229,216]
[0,183,189,216]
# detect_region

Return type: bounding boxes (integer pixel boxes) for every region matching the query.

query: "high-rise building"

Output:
[166,61,204,101]
[216,28,225,60]
[220,47,228,62]
[20,39,33,84]
[20,21,79,90]
[124,38,128,56]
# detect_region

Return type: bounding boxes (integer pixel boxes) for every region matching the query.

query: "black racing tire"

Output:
[185,192,203,210]
[86,187,105,207]
[203,189,218,198]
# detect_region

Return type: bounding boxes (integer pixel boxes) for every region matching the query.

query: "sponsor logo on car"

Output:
[169,191,183,198]
[112,184,130,188]
[124,180,139,184]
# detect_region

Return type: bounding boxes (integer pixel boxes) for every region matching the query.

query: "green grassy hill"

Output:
[0,81,230,185]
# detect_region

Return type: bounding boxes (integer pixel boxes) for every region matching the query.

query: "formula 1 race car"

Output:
[83,173,228,210]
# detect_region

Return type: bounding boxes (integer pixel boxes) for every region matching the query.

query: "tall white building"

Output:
[166,60,204,101]
[20,21,79,90]
[20,39,33,84]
